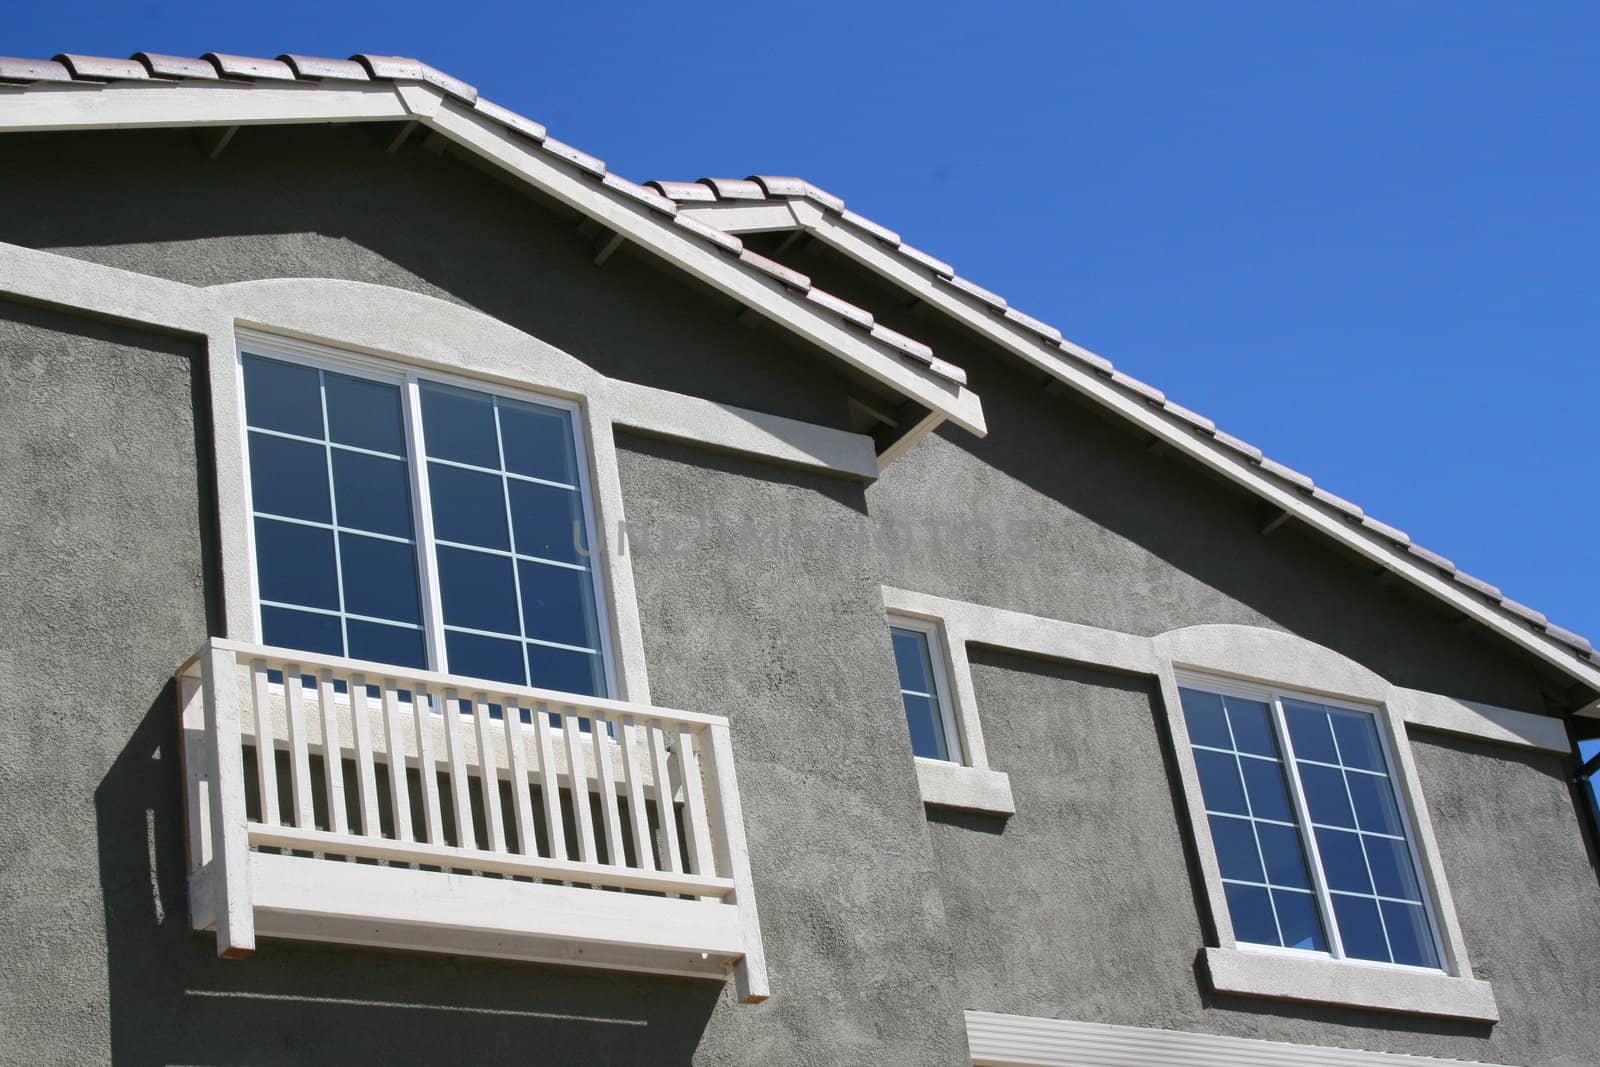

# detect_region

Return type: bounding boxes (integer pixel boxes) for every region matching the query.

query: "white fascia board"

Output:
[420,97,987,438]
[806,209,1600,700]
[965,1011,1513,1067]
[0,78,412,133]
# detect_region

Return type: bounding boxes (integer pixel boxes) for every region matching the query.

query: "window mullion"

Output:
[403,374,449,674]
[1272,692,1346,960]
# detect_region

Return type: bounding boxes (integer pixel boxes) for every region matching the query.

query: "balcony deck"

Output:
[176,638,768,1000]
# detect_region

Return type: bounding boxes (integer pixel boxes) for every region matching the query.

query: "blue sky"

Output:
[11,2,1598,644]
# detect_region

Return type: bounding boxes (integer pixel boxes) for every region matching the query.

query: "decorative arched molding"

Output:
[1154,623,1390,704]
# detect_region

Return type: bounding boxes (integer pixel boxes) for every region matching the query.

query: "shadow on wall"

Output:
[94,690,720,1066]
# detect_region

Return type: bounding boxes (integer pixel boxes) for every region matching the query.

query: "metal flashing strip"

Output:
[965,1011,1517,1067]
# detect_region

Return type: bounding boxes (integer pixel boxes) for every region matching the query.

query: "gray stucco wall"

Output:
[0,125,861,432]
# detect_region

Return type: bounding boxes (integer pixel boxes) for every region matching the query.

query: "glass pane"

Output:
[1283,700,1338,763]
[428,463,509,550]
[1241,757,1294,823]
[248,432,330,522]
[527,643,604,698]
[1208,815,1264,883]
[261,605,341,656]
[1224,697,1277,757]
[508,480,586,564]
[420,381,500,468]
[324,371,405,455]
[498,399,578,484]
[339,533,422,625]
[1331,894,1390,962]
[519,561,599,649]
[331,450,412,538]
[1256,822,1313,890]
[1363,835,1421,901]
[901,692,948,761]
[1193,749,1248,815]
[1381,900,1438,968]
[1179,689,1231,750]
[254,517,338,611]
[347,619,426,669]
[1331,708,1386,772]
[1347,772,1404,836]
[1224,883,1279,947]
[891,629,934,694]
[1273,889,1327,951]
[445,630,525,686]
[1298,763,1355,827]
[437,546,519,636]
[242,354,322,438]
[1314,828,1373,895]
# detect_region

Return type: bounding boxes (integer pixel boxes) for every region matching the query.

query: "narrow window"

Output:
[240,348,612,699]
[890,620,962,762]
[1180,682,1442,969]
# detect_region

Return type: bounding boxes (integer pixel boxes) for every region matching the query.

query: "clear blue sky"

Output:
[11,2,1598,642]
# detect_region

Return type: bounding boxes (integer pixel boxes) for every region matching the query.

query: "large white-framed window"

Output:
[238,335,616,698]
[1176,672,1444,972]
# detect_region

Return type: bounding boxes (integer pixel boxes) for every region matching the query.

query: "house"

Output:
[1,50,1596,1066]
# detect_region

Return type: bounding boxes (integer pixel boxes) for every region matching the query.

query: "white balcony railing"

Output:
[176,637,768,1001]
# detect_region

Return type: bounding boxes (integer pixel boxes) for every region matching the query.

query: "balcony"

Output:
[175,638,768,1002]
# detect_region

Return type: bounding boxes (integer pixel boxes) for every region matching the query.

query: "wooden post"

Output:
[703,721,767,1002]
[200,641,255,958]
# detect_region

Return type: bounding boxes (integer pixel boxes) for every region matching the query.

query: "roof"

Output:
[0,52,1592,706]
[652,176,1600,701]
[0,51,982,440]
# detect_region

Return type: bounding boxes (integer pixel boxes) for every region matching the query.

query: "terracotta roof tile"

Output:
[1499,598,1548,628]
[1163,402,1216,434]
[1260,457,1314,491]
[698,177,766,201]
[897,243,955,278]
[672,212,743,255]
[1213,430,1264,462]
[130,52,218,80]
[945,274,1007,311]
[739,249,811,292]
[277,54,370,81]
[1110,370,1166,407]
[1311,486,1364,520]
[474,97,546,143]
[350,53,424,81]
[601,172,677,216]
[1360,516,1411,545]
[1004,306,1063,342]
[839,207,901,246]
[539,136,606,178]
[645,180,716,202]
[870,323,935,365]
[1453,571,1501,599]
[203,53,296,81]
[805,287,875,330]
[415,61,477,104]
[0,57,74,83]
[1545,623,1593,655]
[52,54,148,81]
[748,175,807,198]
[1061,342,1114,376]
[1407,543,1457,574]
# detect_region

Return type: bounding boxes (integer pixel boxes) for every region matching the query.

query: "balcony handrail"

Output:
[177,637,730,728]
[178,636,770,1001]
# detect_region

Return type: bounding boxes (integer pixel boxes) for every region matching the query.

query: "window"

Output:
[241,345,612,697]
[890,619,962,762]
[1179,678,1442,970]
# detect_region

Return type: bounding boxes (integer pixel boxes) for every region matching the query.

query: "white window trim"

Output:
[235,329,620,698]
[889,614,966,763]
[882,590,1015,817]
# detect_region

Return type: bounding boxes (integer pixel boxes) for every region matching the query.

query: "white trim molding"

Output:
[882,587,1016,816]
[964,1011,1515,1066]
[877,592,1568,1019]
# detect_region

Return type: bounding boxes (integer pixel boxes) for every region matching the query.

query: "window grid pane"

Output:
[1286,699,1439,969]
[243,355,425,669]
[420,380,607,698]
[1184,683,1443,971]
[891,626,952,761]
[1180,689,1325,952]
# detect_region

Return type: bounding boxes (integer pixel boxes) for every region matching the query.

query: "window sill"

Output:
[1202,947,1498,1022]
[914,758,1015,816]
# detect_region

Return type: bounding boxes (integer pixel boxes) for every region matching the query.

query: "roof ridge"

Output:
[656,174,1598,669]
[0,53,966,389]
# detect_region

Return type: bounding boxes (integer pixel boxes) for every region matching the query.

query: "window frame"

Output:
[234,331,618,700]
[1173,670,1448,974]
[889,614,966,764]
